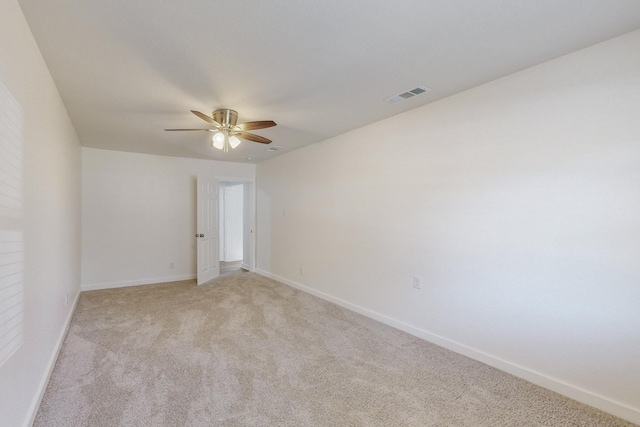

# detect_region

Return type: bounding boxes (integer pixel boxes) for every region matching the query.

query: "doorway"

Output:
[219,181,252,272]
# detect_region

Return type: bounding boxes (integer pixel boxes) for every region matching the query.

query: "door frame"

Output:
[215,175,256,272]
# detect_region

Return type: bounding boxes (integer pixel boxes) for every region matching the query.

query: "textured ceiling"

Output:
[18,0,640,163]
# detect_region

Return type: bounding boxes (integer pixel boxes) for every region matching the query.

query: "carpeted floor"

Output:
[35,271,635,426]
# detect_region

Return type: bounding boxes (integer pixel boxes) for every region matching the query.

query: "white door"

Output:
[196,176,219,285]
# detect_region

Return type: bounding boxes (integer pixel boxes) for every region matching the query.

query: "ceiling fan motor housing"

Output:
[213,109,238,127]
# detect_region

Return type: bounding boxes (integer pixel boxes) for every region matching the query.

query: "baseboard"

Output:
[255,269,640,425]
[240,263,250,271]
[81,274,196,291]
[25,290,80,427]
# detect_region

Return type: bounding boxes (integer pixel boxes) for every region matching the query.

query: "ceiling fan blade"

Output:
[235,131,272,144]
[234,120,277,131]
[165,128,213,131]
[191,110,221,127]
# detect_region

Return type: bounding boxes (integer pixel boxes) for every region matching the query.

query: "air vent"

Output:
[267,146,283,152]
[384,86,431,104]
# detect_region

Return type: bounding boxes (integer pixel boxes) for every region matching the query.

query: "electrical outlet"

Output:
[64,293,69,306]
[299,267,304,275]
[170,262,175,269]
[413,276,422,290]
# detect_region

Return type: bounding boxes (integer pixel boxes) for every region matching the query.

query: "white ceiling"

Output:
[18,0,640,163]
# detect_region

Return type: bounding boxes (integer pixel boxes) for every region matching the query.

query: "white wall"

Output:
[0,1,81,426]
[82,148,254,290]
[256,30,640,423]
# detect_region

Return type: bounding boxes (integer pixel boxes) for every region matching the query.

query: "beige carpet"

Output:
[35,272,635,426]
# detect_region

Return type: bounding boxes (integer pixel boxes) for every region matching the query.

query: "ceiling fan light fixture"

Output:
[228,135,241,149]
[167,109,276,152]
[212,131,225,149]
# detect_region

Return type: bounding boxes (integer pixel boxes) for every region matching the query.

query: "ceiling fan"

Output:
[165,109,276,151]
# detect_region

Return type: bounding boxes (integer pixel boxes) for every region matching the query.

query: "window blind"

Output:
[0,78,23,367]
